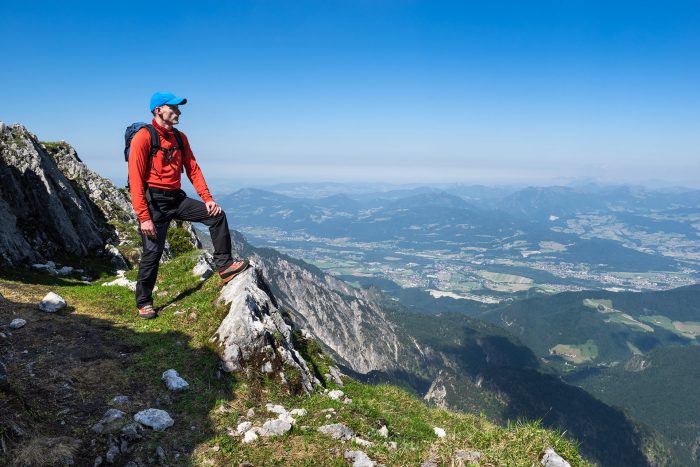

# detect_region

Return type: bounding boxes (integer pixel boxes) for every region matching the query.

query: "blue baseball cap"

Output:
[150,92,187,112]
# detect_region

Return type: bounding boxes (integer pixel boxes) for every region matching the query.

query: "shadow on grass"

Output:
[0,292,236,466]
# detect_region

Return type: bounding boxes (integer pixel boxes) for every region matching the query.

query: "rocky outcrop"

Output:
[0,123,106,265]
[211,267,320,393]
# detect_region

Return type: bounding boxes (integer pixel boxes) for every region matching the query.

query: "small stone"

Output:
[120,422,144,441]
[162,369,190,391]
[246,408,255,418]
[385,441,397,450]
[242,429,258,443]
[156,446,166,463]
[56,266,73,276]
[261,361,273,373]
[345,450,376,467]
[105,445,120,464]
[318,423,354,441]
[277,412,296,425]
[455,450,482,465]
[378,425,389,438]
[354,437,374,447]
[9,318,26,329]
[327,389,344,400]
[39,292,66,312]
[541,448,571,467]
[134,409,174,431]
[433,427,446,438]
[326,414,332,419]
[120,439,128,454]
[236,421,252,435]
[289,408,307,417]
[266,403,287,415]
[342,397,352,404]
[260,419,292,437]
[111,395,129,405]
[91,409,126,434]
[93,456,103,466]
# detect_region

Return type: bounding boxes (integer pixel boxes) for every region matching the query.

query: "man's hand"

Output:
[206,200,222,217]
[140,220,156,239]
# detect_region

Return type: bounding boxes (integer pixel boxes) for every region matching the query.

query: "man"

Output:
[128,91,249,319]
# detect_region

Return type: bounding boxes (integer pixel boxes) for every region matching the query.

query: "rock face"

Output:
[0,123,199,267]
[211,267,320,393]
[0,124,105,265]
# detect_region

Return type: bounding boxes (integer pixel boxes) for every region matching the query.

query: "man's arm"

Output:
[180,133,215,204]
[128,129,156,237]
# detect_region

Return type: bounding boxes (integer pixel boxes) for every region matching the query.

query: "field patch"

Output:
[479,271,534,292]
[640,315,700,339]
[549,339,598,364]
[604,313,654,332]
[583,298,614,313]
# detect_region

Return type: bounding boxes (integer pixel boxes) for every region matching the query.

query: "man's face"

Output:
[155,104,181,125]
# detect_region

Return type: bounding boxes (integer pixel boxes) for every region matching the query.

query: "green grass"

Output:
[1,251,587,466]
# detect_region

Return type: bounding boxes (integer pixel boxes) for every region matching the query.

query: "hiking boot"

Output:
[219,259,250,284]
[138,304,157,320]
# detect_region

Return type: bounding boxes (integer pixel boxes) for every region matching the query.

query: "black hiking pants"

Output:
[135,188,232,308]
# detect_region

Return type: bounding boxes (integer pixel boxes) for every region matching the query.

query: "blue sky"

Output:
[2,1,699,189]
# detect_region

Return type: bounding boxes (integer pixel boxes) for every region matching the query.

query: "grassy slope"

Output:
[0,251,585,466]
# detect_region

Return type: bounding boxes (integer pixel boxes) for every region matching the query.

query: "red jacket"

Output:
[128,119,213,223]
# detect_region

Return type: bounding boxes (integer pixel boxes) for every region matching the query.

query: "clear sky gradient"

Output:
[2,1,699,189]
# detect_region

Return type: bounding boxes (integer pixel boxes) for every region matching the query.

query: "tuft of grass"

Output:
[13,436,81,467]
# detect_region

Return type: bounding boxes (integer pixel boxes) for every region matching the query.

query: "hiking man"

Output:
[128,91,249,319]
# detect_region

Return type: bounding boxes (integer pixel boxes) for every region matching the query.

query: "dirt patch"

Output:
[0,281,220,465]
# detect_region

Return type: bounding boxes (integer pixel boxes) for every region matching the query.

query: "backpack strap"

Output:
[172,128,185,174]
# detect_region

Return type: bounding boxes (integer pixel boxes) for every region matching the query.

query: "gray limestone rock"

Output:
[111,395,129,405]
[236,421,252,435]
[134,409,174,431]
[105,445,120,464]
[192,252,214,280]
[317,423,354,441]
[211,267,319,393]
[39,292,66,312]
[260,419,292,437]
[120,422,144,441]
[345,450,376,467]
[377,425,389,438]
[329,365,344,386]
[161,369,190,391]
[541,448,571,467]
[9,318,26,329]
[91,408,126,434]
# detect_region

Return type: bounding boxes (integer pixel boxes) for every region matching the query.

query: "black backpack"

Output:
[124,122,184,188]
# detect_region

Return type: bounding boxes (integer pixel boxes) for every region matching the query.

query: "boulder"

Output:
[134,409,174,431]
[9,318,26,329]
[317,423,354,441]
[345,450,376,467]
[541,448,571,467]
[260,419,292,437]
[39,292,66,312]
[211,268,319,393]
[161,369,190,391]
[91,408,126,434]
